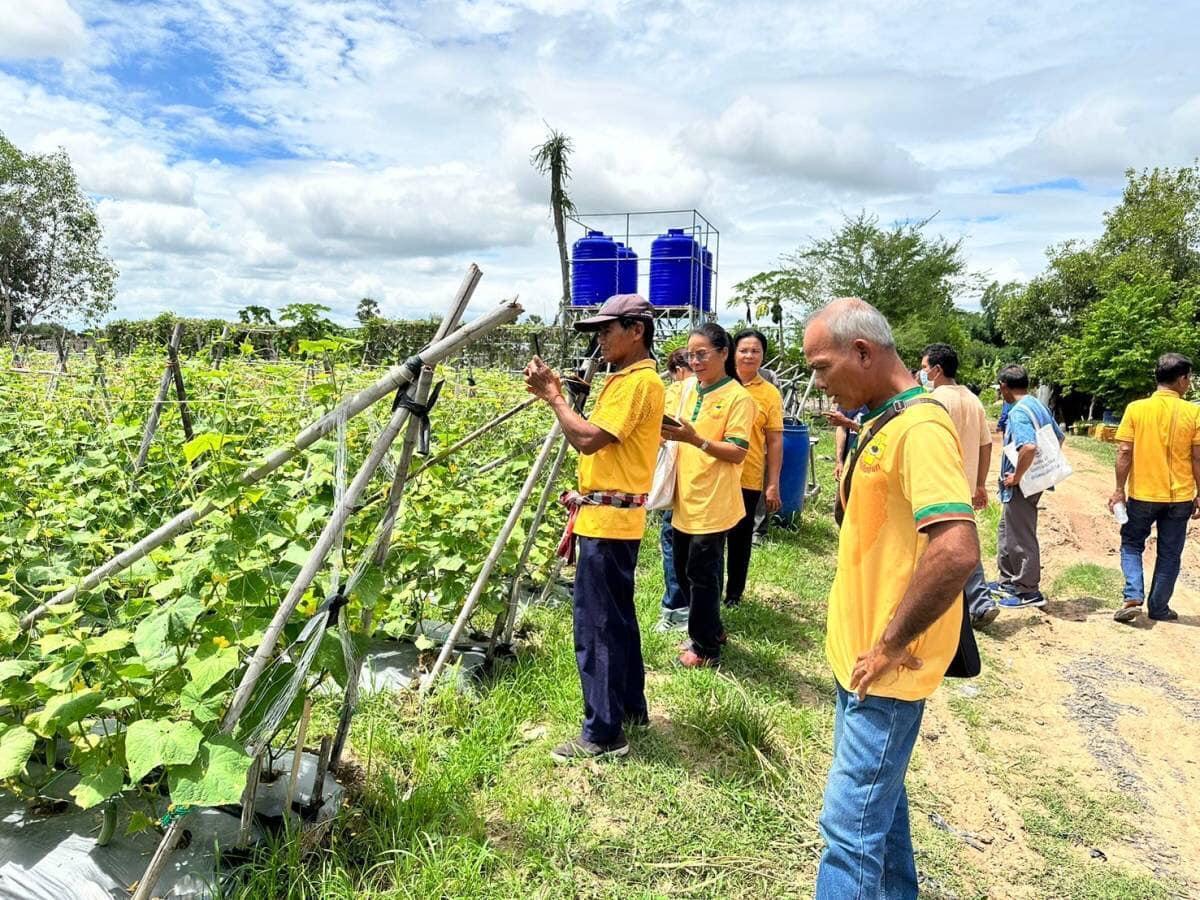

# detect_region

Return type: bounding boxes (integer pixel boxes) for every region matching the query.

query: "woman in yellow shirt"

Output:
[725,329,784,607]
[661,324,756,667]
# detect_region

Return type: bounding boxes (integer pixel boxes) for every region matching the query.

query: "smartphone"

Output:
[662,414,682,428]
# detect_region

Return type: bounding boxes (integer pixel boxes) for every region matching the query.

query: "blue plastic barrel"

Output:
[616,242,638,294]
[778,421,810,521]
[649,228,700,307]
[698,246,713,311]
[571,230,619,306]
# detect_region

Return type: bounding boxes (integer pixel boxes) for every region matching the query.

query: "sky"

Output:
[2,0,1199,326]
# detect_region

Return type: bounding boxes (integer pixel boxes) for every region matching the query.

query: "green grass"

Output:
[1051,562,1125,600]
[1067,434,1119,467]
[217,433,1179,899]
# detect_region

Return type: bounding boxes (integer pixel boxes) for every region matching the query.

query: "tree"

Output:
[279,302,337,343]
[530,127,577,317]
[1060,278,1199,407]
[237,305,274,325]
[778,212,982,364]
[728,269,810,353]
[0,132,116,340]
[356,297,382,325]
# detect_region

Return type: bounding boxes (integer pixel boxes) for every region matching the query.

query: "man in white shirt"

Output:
[920,344,997,627]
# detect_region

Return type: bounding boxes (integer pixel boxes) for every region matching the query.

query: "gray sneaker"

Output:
[653,607,690,632]
[1114,601,1142,623]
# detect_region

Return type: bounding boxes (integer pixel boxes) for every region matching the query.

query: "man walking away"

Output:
[1111,353,1200,623]
[920,343,998,628]
[994,365,1064,609]
[805,298,979,900]
[524,294,665,761]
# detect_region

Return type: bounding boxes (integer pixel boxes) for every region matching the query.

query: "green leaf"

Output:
[133,595,203,669]
[354,568,385,605]
[182,432,244,464]
[184,645,239,696]
[125,719,204,782]
[168,735,251,807]
[25,690,103,737]
[70,765,124,809]
[0,660,31,683]
[84,628,132,656]
[149,575,182,601]
[126,810,156,836]
[413,634,435,651]
[0,725,37,779]
[0,612,18,645]
[226,571,268,605]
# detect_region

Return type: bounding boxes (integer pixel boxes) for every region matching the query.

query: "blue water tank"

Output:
[698,246,713,311]
[571,230,619,306]
[616,242,638,295]
[778,421,810,523]
[649,228,700,308]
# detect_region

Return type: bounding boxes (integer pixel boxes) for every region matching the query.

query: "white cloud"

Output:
[0,0,87,60]
[96,199,229,254]
[28,128,195,204]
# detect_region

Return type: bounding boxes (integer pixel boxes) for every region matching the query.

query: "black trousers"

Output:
[725,488,761,604]
[573,536,647,743]
[672,528,727,659]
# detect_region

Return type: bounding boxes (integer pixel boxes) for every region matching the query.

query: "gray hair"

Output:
[811,297,895,348]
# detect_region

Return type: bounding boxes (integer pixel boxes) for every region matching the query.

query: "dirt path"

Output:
[918,437,1200,897]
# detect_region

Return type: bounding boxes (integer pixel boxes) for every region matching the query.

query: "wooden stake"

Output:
[213,324,230,369]
[133,323,185,474]
[310,736,332,810]
[237,754,262,848]
[167,330,194,443]
[285,698,313,813]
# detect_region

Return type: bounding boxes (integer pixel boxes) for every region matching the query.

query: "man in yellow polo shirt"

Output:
[1110,352,1200,623]
[524,294,664,761]
[803,298,979,900]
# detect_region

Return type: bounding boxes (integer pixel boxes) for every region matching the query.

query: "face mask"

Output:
[918,369,930,387]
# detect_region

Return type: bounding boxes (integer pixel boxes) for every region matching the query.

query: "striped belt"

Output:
[556,490,648,563]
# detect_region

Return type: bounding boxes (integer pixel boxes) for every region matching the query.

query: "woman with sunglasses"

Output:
[661,323,756,667]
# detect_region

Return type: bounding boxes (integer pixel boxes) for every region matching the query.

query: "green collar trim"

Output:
[863,386,926,423]
[697,375,734,396]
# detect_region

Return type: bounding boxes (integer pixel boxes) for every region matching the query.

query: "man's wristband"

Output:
[699,438,710,453]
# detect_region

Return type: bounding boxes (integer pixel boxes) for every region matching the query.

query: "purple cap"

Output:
[573,294,654,331]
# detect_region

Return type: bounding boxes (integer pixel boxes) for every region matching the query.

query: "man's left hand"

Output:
[972,486,988,510]
[662,417,698,445]
[765,484,782,513]
[849,641,923,700]
[1193,495,1200,520]
[1002,473,1018,488]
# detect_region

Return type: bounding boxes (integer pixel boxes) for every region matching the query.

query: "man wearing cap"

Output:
[525,295,665,761]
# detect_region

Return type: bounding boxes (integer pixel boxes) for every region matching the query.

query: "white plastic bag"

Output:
[647,381,692,511]
[1004,422,1072,495]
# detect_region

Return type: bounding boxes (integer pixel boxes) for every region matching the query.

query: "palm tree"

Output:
[530,127,577,323]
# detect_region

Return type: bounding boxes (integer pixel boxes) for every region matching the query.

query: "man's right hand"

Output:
[1107,489,1126,513]
[972,486,988,510]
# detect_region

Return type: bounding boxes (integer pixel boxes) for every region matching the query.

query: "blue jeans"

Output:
[1119,499,1192,618]
[816,683,925,900]
[660,510,687,611]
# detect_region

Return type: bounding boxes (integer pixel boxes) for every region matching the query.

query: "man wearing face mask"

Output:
[920,344,998,628]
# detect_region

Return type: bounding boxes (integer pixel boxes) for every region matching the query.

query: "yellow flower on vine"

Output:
[212,636,231,649]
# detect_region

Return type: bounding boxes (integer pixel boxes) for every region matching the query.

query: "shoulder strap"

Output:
[835,396,944,525]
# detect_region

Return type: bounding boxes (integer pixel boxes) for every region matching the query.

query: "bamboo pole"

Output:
[213,324,230,369]
[133,323,185,474]
[21,290,514,633]
[422,355,599,694]
[237,755,262,848]
[310,735,332,810]
[285,698,313,813]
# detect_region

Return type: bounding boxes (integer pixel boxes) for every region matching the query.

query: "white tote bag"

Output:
[1004,422,1072,496]
[647,382,692,511]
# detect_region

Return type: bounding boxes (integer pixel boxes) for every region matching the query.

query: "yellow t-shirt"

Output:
[740,375,785,490]
[672,376,756,535]
[1115,388,1200,503]
[826,388,975,701]
[574,358,666,540]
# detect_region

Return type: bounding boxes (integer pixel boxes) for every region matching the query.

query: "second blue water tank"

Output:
[649,228,700,307]
[699,246,713,312]
[778,421,811,523]
[571,230,619,306]
[616,242,638,295]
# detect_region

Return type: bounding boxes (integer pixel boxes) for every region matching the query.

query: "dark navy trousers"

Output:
[573,536,647,744]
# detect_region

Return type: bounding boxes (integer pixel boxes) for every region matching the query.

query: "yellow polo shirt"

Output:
[1115,389,1200,503]
[672,376,756,535]
[574,358,665,540]
[827,388,975,701]
[740,375,785,490]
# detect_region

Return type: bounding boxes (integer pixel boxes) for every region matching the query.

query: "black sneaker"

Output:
[1149,609,1179,621]
[550,736,629,763]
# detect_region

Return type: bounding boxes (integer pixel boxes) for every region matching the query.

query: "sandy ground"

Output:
[917,436,1200,897]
